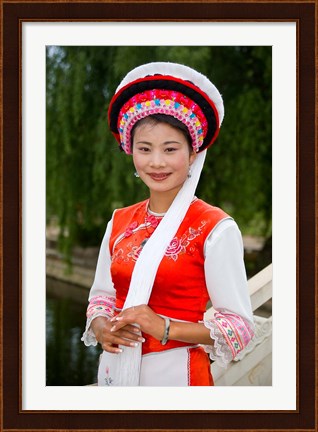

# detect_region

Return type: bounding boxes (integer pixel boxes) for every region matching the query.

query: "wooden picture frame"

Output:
[1,1,316,431]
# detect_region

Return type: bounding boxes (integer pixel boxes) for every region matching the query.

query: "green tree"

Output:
[46,46,272,259]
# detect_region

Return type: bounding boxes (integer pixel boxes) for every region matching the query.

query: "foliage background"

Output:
[46,46,272,258]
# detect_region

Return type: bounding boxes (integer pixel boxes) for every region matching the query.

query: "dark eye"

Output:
[138,146,150,152]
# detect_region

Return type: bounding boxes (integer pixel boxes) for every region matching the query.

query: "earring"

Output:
[134,172,140,178]
[187,167,192,178]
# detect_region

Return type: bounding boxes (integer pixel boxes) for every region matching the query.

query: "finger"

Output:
[109,336,141,348]
[115,313,141,326]
[108,329,142,346]
[110,320,133,332]
[119,329,145,343]
[126,324,141,334]
[110,315,128,323]
[101,343,123,354]
[110,306,138,323]
[98,325,141,347]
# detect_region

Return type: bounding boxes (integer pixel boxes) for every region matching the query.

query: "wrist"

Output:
[160,317,171,345]
[90,316,109,336]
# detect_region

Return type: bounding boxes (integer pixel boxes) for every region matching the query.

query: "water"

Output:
[46,278,101,386]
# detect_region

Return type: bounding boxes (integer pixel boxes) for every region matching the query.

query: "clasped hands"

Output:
[91,304,165,354]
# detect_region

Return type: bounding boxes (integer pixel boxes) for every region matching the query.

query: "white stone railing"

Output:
[205,264,273,386]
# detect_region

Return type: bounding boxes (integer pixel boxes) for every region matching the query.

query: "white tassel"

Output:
[116,343,142,386]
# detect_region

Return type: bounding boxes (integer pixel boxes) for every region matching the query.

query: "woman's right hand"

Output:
[90,316,145,354]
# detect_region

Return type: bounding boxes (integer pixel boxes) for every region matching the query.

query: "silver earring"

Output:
[134,172,140,178]
[187,167,192,178]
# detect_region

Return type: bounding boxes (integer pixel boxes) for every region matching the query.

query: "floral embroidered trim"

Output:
[86,295,116,319]
[81,295,116,346]
[203,312,255,368]
[112,220,207,264]
[118,89,208,154]
[112,220,155,252]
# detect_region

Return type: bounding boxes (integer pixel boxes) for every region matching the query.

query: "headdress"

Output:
[107,62,223,386]
[108,62,224,154]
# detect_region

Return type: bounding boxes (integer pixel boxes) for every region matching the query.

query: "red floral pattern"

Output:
[112,219,206,264]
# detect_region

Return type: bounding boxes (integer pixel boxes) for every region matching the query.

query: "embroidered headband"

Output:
[108,62,224,154]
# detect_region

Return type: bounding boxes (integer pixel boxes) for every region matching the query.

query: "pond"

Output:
[46,277,101,386]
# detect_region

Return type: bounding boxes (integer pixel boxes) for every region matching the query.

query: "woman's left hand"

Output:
[109,305,165,341]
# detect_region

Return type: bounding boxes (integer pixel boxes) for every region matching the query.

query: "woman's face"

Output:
[132,121,196,198]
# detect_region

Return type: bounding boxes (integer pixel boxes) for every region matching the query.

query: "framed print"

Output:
[1,1,316,431]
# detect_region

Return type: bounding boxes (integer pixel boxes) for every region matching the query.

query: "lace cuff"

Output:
[81,295,116,347]
[203,311,255,368]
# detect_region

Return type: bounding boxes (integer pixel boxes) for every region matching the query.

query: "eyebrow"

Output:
[135,141,182,145]
[163,141,182,145]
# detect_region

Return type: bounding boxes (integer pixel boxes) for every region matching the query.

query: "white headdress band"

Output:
[109,62,224,154]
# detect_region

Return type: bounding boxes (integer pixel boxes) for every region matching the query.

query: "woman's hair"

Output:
[131,114,193,153]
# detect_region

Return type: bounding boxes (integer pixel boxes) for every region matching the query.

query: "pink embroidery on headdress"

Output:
[117,89,208,154]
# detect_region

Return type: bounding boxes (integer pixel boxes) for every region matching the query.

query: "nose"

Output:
[149,150,166,168]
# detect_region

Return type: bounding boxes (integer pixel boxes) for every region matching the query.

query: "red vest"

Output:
[109,198,228,354]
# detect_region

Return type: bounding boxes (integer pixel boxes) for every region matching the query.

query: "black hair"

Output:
[131,114,193,152]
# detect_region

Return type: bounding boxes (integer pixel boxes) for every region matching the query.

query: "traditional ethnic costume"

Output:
[82,62,255,386]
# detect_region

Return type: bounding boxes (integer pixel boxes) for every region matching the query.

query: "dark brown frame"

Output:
[1,1,317,431]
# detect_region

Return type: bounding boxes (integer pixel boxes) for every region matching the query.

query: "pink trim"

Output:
[87,295,116,319]
[205,312,254,364]
[117,89,208,154]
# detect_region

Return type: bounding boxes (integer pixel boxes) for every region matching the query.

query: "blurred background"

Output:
[46,46,272,386]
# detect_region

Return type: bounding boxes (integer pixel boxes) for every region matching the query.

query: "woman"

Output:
[82,62,254,386]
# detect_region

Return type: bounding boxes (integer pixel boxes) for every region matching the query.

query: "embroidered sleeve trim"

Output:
[202,311,255,368]
[86,295,116,318]
[81,295,116,346]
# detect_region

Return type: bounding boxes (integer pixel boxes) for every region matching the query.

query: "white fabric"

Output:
[116,62,224,125]
[139,347,190,386]
[98,345,199,387]
[202,218,254,367]
[81,218,115,347]
[98,350,121,386]
[204,218,253,323]
[203,319,234,367]
[112,150,206,386]
[88,217,115,301]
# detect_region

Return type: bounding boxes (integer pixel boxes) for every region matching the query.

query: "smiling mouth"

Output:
[148,173,171,181]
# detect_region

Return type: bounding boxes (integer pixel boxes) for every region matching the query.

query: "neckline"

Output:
[147,207,166,217]
[146,197,198,218]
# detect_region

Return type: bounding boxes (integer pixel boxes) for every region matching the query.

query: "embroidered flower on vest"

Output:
[165,237,188,261]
